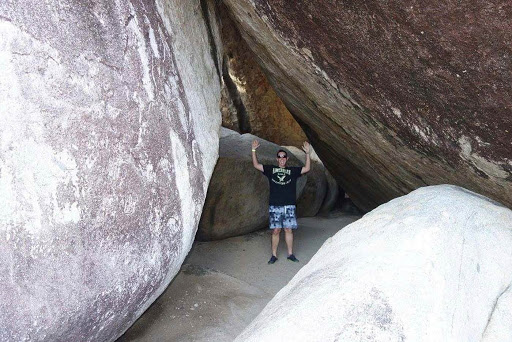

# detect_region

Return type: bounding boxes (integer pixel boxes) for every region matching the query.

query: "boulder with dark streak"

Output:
[222,0,512,211]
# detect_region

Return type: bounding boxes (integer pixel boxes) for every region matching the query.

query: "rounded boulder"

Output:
[197,129,306,241]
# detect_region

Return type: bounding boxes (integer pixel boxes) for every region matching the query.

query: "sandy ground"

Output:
[117,214,360,342]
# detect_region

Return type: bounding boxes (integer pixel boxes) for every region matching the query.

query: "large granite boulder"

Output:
[286,146,327,217]
[235,185,512,341]
[197,129,306,241]
[0,1,221,341]
[222,1,512,212]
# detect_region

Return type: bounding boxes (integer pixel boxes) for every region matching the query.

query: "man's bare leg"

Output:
[284,228,293,256]
[271,228,281,257]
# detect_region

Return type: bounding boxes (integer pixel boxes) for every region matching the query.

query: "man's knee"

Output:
[284,228,293,233]
[272,228,281,235]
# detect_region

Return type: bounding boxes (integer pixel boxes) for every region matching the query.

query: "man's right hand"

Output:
[251,140,263,171]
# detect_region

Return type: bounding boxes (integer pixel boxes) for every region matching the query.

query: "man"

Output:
[251,139,311,264]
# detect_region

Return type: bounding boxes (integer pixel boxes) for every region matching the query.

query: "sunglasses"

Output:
[277,155,287,159]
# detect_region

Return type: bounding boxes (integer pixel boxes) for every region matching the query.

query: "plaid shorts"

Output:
[269,205,298,229]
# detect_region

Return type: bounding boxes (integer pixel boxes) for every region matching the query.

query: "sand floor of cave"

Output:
[117,213,360,342]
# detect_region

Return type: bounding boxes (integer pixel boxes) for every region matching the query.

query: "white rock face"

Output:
[0,1,221,341]
[236,185,512,342]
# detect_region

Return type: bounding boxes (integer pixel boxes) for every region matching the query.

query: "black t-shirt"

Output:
[262,165,302,206]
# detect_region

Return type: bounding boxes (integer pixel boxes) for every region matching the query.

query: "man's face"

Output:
[277,152,288,168]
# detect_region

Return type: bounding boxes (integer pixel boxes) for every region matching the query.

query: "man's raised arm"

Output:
[252,139,264,172]
[301,141,311,174]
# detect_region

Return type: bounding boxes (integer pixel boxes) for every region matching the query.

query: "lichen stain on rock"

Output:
[338,288,406,341]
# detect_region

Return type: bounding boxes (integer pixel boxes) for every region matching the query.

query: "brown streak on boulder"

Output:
[223,0,512,211]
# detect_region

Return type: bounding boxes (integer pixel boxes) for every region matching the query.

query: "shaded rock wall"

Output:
[0,1,221,341]
[216,2,306,147]
[317,170,340,216]
[222,0,512,211]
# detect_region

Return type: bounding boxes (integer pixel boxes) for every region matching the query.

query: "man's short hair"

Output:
[276,149,288,158]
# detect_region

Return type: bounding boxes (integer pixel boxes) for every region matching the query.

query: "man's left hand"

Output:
[302,141,310,154]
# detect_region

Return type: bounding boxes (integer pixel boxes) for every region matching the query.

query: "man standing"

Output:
[251,139,311,264]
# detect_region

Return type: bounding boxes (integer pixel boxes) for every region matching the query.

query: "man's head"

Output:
[276,149,288,168]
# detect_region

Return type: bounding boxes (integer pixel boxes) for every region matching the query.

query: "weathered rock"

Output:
[216,1,306,146]
[340,197,365,216]
[197,129,306,241]
[222,1,512,212]
[0,1,221,341]
[236,185,512,341]
[317,169,339,216]
[286,146,327,217]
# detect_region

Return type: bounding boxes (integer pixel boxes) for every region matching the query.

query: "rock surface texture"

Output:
[216,1,306,146]
[286,146,328,217]
[236,185,512,342]
[0,1,221,341]
[222,0,512,212]
[197,129,306,241]
[317,170,340,216]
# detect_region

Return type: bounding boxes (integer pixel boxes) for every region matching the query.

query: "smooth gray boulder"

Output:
[236,185,512,341]
[197,129,306,241]
[0,1,221,341]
